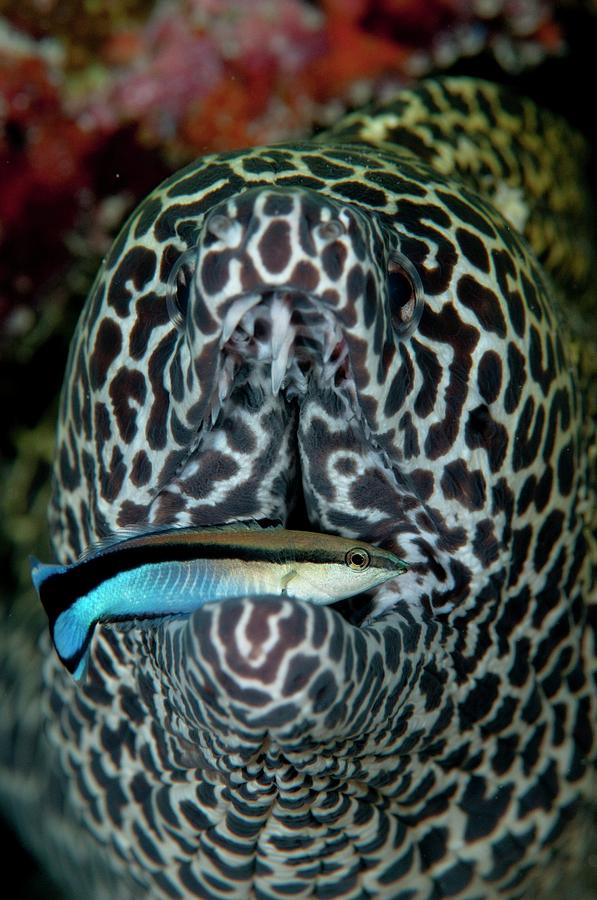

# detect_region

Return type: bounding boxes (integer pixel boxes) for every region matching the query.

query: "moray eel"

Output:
[1,77,596,899]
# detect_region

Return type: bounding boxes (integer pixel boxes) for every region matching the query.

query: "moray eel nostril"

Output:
[3,76,595,899]
[205,212,239,243]
[314,218,346,243]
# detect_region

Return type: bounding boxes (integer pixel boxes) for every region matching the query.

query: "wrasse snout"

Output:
[30,525,408,679]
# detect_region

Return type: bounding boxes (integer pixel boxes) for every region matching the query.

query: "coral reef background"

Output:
[0,1,595,896]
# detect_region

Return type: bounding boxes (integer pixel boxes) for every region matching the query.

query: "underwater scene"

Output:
[0,1,596,898]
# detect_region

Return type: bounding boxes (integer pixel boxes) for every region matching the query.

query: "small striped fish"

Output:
[30,525,407,679]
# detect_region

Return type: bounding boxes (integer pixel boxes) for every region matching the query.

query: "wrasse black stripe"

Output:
[38,540,378,621]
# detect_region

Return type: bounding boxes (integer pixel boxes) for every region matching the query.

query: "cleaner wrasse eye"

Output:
[30,525,408,680]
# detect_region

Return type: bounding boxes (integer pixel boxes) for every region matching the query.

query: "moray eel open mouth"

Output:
[158,289,366,620]
[214,289,391,625]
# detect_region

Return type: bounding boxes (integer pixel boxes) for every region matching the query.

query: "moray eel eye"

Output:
[387,252,424,338]
[345,548,371,570]
[314,219,345,242]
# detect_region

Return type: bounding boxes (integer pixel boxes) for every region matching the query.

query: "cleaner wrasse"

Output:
[30,524,408,679]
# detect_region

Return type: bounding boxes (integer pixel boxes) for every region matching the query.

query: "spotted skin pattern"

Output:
[2,78,596,899]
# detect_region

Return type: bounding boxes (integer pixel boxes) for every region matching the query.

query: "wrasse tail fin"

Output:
[29,555,91,680]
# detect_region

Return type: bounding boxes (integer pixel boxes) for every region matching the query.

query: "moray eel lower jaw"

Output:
[119,594,455,776]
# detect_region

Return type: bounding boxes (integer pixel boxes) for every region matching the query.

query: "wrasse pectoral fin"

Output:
[280,568,298,595]
[29,555,90,680]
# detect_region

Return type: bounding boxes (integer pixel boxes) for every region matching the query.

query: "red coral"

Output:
[0,55,90,224]
[306,0,408,100]
[83,12,224,137]
[0,0,570,339]
[81,0,329,151]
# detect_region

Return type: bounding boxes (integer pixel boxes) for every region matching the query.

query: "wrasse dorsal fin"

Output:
[77,518,284,561]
